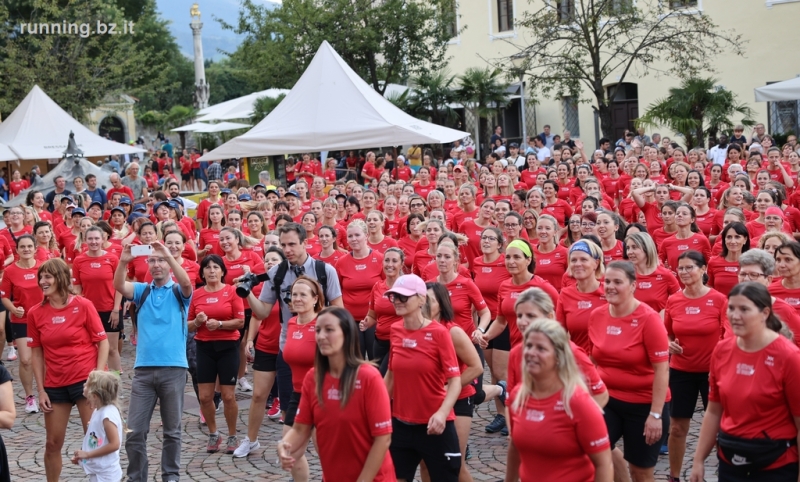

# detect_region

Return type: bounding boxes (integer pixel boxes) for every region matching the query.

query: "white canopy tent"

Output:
[196,88,289,122]
[0,144,17,162]
[171,122,210,132]
[199,41,469,161]
[0,85,145,159]
[755,77,800,102]
[192,121,252,133]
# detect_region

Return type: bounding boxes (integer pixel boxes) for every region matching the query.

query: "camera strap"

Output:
[272,259,329,307]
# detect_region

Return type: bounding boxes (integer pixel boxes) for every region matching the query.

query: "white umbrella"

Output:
[200,41,469,161]
[0,143,17,162]
[755,77,800,102]
[196,89,290,122]
[171,122,211,132]
[192,122,252,133]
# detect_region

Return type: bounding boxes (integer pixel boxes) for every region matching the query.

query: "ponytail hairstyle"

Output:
[728,282,782,333]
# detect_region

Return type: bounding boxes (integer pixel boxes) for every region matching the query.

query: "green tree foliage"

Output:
[511,0,744,139]
[409,69,459,128]
[0,0,191,119]
[456,67,510,155]
[223,0,460,95]
[206,58,251,106]
[251,94,286,124]
[636,77,755,149]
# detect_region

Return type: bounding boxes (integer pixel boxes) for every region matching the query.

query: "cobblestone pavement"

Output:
[4,342,718,481]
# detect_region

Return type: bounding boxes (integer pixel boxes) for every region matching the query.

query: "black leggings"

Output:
[373,337,391,376]
[359,325,376,361]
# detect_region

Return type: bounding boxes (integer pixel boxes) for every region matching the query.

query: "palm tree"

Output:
[456,67,510,157]
[409,69,459,127]
[251,94,286,124]
[636,77,755,149]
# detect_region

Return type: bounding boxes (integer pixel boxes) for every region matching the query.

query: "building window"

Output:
[556,0,575,22]
[768,99,800,136]
[562,97,580,138]
[444,0,458,38]
[670,0,698,7]
[498,0,514,32]
[604,0,633,15]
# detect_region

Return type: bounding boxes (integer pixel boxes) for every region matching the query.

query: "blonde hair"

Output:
[512,319,591,419]
[759,231,793,250]
[536,214,560,244]
[23,206,40,227]
[624,232,659,271]
[347,219,368,236]
[84,370,121,410]
[566,240,605,280]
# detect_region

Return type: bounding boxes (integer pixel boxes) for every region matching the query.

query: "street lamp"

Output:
[511,54,527,147]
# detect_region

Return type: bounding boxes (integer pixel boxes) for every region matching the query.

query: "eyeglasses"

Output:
[580,222,596,228]
[410,203,424,208]
[8,212,22,216]
[481,236,498,242]
[504,223,519,228]
[388,293,410,303]
[738,271,766,281]
[676,265,698,273]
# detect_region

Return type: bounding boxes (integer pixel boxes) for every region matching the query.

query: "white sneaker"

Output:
[6,347,16,361]
[233,437,260,458]
[237,377,253,391]
[25,395,38,414]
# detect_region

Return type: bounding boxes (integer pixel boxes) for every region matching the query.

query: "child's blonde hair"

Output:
[85,370,120,411]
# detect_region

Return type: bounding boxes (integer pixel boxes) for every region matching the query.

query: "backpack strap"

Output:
[272,259,289,298]
[313,260,329,304]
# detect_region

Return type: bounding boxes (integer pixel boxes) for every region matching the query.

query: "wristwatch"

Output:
[478,327,486,334]
[649,411,661,420]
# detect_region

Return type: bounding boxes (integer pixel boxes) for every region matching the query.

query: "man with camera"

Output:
[238,223,342,426]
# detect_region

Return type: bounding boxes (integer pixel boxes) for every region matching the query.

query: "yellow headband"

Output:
[507,239,532,258]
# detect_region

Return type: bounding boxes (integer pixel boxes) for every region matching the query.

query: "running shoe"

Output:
[500,425,509,436]
[485,414,506,433]
[233,437,261,458]
[206,433,221,453]
[25,395,38,414]
[225,436,238,455]
[199,412,206,425]
[6,347,16,362]
[497,380,507,406]
[237,377,253,392]
[267,398,281,419]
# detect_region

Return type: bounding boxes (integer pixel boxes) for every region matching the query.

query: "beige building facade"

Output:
[85,94,137,145]
[446,0,800,150]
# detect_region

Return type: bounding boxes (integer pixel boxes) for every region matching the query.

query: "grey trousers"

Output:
[125,367,187,482]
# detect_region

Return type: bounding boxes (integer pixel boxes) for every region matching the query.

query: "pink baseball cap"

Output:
[385,274,427,297]
[765,206,785,219]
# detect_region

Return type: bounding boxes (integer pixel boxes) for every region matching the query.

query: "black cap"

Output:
[509,142,519,148]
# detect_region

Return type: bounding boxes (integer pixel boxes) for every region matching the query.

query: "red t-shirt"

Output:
[189,285,245,342]
[144,259,201,287]
[369,280,403,341]
[107,186,134,202]
[72,252,119,312]
[388,321,459,424]
[196,198,223,228]
[413,182,435,199]
[28,296,107,388]
[707,256,741,295]
[541,199,573,226]
[317,249,348,266]
[126,253,150,283]
[366,236,399,255]
[336,251,384,319]
[459,219,492,268]
[507,385,610,482]
[34,246,61,263]
[255,303,281,355]
[695,209,717,237]
[9,179,29,197]
[769,281,800,317]
[618,198,641,224]
[497,276,560,347]
[633,266,681,313]
[602,240,625,265]
[0,226,33,260]
[664,289,728,372]
[508,340,606,397]
[283,316,318,392]
[198,228,223,257]
[640,202,663,230]
[709,336,800,470]
[295,365,395,481]
[659,233,711,272]
[772,298,800,350]
[556,284,607,354]
[452,207,480,233]
[471,256,511,318]
[222,251,265,296]
[589,302,670,404]
[441,275,486,335]
[534,245,568,291]
[0,262,42,323]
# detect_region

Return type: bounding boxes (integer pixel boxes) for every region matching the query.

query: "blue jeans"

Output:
[125,367,187,482]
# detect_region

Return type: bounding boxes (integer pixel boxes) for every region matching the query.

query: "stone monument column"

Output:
[190,3,209,109]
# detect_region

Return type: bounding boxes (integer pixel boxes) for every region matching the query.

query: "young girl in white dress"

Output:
[71,371,123,482]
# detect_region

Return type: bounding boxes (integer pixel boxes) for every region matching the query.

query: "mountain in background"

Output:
[155,0,279,61]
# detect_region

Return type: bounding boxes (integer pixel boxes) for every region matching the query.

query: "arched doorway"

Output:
[99,116,126,144]
[608,83,638,142]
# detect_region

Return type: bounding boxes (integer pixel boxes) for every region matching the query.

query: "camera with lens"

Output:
[236,272,270,298]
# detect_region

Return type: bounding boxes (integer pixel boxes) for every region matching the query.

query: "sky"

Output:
[155,0,279,61]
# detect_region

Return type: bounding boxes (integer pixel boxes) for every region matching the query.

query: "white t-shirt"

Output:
[708,145,728,166]
[81,404,123,479]
[536,146,552,162]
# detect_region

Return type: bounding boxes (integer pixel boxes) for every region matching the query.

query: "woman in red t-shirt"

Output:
[236,248,284,457]
[589,261,669,480]
[625,232,680,314]
[459,198,496,267]
[125,222,158,283]
[299,213,321,257]
[73,226,122,373]
[557,240,607,353]
[198,205,225,260]
[317,225,347,265]
[281,276,325,480]
[189,254,245,454]
[279,307,394,481]
[245,212,269,260]
[689,283,800,482]
[413,166,435,199]
[8,170,29,198]
[506,318,613,482]
[772,241,800,317]
[707,222,748,295]
[659,203,712,274]
[693,187,717,237]
[596,211,625,265]
[33,221,60,262]
[533,214,568,289]
[362,247,404,374]
[365,210,398,254]
[336,220,385,357]
[384,274,461,481]
[541,180,573,227]
[0,235,43,411]
[664,250,728,481]
[196,181,223,233]
[433,239,490,336]
[29,258,108,482]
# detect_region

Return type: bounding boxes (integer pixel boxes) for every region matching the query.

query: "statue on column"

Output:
[194,80,210,110]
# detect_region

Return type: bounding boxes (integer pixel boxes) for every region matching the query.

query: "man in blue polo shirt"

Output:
[114,242,192,482]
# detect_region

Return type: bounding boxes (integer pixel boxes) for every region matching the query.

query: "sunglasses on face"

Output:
[388,293,411,303]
